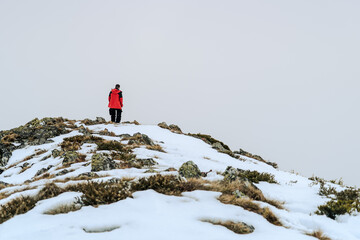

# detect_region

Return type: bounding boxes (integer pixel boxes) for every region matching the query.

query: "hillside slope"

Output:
[0,118,359,240]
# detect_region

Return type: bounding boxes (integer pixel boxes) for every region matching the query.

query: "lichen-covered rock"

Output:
[62,151,80,165]
[79,126,91,136]
[212,142,227,152]
[96,117,106,123]
[55,169,70,176]
[35,165,53,176]
[168,124,182,133]
[0,117,69,166]
[133,133,154,146]
[78,172,99,178]
[137,158,158,167]
[52,149,63,158]
[158,122,182,134]
[91,153,116,172]
[223,166,242,182]
[234,148,278,169]
[179,161,201,178]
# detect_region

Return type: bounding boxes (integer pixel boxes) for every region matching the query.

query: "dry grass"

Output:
[98,128,116,136]
[219,194,282,226]
[306,230,332,240]
[146,144,166,153]
[43,203,82,215]
[201,219,254,234]
[0,133,19,144]
[19,165,32,173]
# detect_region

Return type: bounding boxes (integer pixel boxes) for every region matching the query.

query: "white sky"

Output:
[0,0,359,186]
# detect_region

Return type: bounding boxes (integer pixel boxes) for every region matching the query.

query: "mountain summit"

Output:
[0,117,359,240]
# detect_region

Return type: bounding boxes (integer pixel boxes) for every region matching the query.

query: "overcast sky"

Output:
[0,0,359,186]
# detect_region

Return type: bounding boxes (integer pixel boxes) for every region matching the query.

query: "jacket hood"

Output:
[111,89,121,93]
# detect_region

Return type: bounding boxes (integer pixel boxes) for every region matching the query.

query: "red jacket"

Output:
[108,89,123,109]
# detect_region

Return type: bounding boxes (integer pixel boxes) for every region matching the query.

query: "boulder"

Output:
[35,165,54,176]
[179,161,201,178]
[62,151,80,165]
[91,153,116,172]
[52,149,63,158]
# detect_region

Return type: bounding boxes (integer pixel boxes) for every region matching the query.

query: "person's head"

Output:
[115,84,120,90]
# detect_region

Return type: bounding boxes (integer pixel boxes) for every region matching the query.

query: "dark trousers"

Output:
[109,108,122,123]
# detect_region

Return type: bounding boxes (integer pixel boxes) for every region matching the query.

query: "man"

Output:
[108,84,123,123]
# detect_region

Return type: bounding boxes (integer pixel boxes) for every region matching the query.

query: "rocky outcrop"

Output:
[158,122,183,134]
[0,117,70,167]
[81,117,106,125]
[91,153,116,172]
[234,149,278,169]
[127,133,155,146]
[35,165,54,176]
[179,161,201,178]
[62,151,83,165]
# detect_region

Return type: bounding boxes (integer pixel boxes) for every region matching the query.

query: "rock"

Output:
[137,158,158,167]
[158,122,182,134]
[0,181,9,186]
[144,169,158,173]
[0,167,4,175]
[0,117,69,166]
[233,190,246,198]
[223,166,247,182]
[62,151,80,165]
[56,169,70,176]
[0,147,13,167]
[212,142,227,152]
[22,162,30,168]
[168,124,182,133]
[234,148,278,169]
[165,167,177,172]
[119,134,131,138]
[95,117,106,123]
[179,161,201,178]
[52,149,63,158]
[133,133,154,146]
[78,172,99,178]
[35,165,53,176]
[79,126,91,135]
[91,153,116,172]
[158,122,169,129]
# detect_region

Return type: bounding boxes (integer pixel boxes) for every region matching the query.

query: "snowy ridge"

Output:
[0,120,359,240]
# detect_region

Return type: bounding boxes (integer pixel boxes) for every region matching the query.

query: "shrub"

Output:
[316,200,357,219]
[316,186,360,219]
[0,196,38,223]
[65,180,131,206]
[61,135,103,151]
[97,140,126,152]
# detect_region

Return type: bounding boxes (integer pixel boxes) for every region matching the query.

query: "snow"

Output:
[0,122,359,239]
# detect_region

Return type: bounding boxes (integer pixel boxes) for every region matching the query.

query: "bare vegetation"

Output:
[306,230,332,240]
[201,219,254,234]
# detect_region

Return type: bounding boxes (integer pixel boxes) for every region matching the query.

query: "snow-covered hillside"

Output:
[0,118,359,240]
